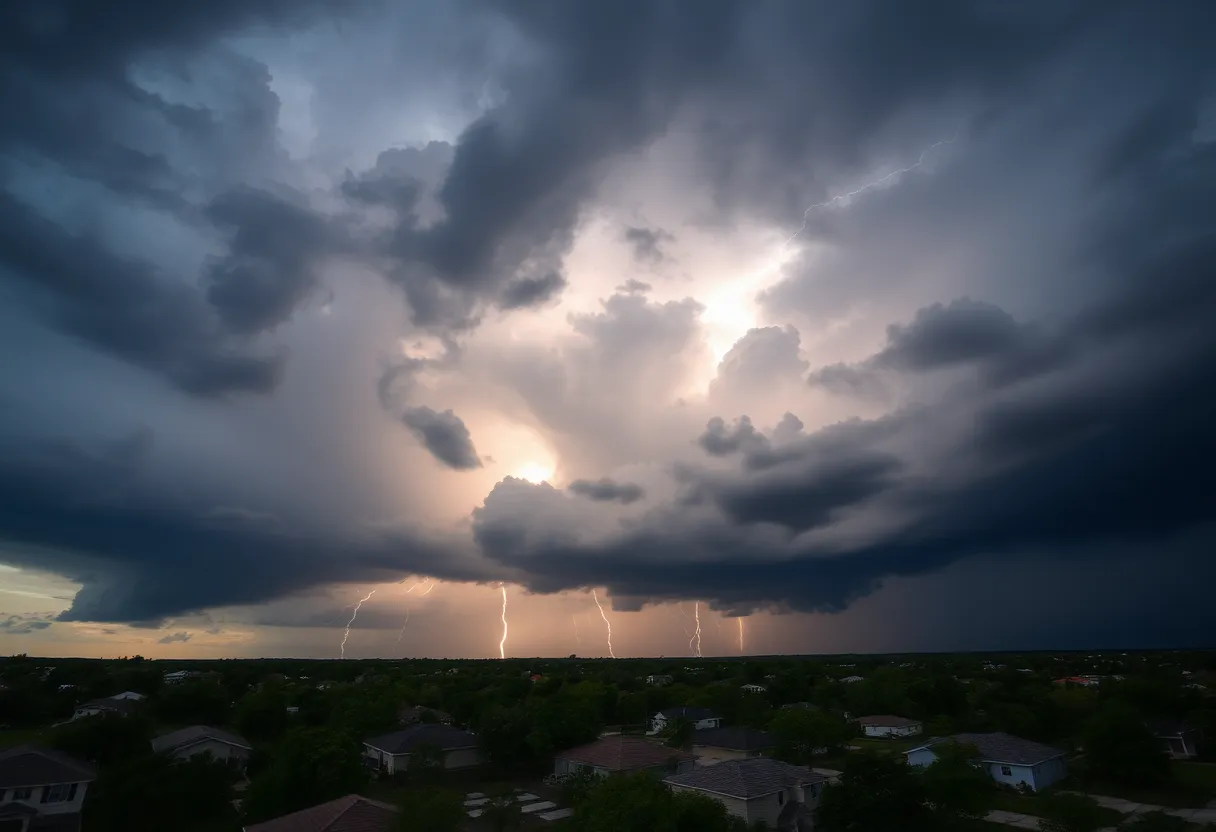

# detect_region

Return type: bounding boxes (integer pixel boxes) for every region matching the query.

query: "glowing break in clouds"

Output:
[784,129,961,246]
[689,601,703,658]
[591,589,616,658]
[340,588,376,659]
[498,584,509,659]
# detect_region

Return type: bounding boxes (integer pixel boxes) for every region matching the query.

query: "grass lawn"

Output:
[0,727,46,748]
[1061,761,1216,809]
[987,790,1126,827]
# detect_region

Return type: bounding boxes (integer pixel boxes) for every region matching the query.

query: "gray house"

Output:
[905,732,1067,792]
[364,724,482,775]
[554,736,695,778]
[152,726,253,769]
[0,746,96,832]
[665,758,828,832]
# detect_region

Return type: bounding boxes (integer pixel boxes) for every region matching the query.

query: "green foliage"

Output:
[767,708,852,764]
[242,727,367,823]
[153,680,231,726]
[814,753,933,832]
[1081,703,1172,787]
[84,754,238,832]
[395,787,465,832]
[407,740,447,781]
[663,717,694,749]
[919,742,994,829]
[1036,792,1109,832]
[477,696,602,769]
[233,687,290,743]
[481,786,524,832]
[569,772,746,832]
[51,713,154,766]
[560,767,601,808]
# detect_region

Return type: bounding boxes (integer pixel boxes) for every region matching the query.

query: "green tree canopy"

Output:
[1037,792,1108,832]
[814,753,932,832]
[395,788,464,832]
[1081,703,1171,787]
[84,754,238,832]
[242,727,367,823]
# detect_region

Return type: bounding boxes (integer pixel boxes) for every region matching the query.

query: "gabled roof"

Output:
[666,758,826,799]
[364,723,477,754]
[152,725,252,754]
[658,706,719,720]
[858,715,921,728]
[556,736,693,771]
[244,795,396,832]
[691,727,776,751]
[908,732,1065,766]
[0,746,96,788]
[77,696,140,715]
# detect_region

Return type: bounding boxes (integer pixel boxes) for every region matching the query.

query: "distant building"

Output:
[554,736,695,779]
[741,684,767,694]
[690,727,776,766]
[363,725,481,775]
[905,733,1067,792]
[646,675,673,686]
[665,758,829,831]
[163,670,201,684]
[70,694,143,722]
[0,745,96,832]
[839,676,865,684]
[857,715,923,738]
[652,707,722,733]
[152,726,253,769]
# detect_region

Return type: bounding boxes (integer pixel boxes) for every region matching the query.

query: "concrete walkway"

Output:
[1064,792,1216,825]
[985,810,1119,832]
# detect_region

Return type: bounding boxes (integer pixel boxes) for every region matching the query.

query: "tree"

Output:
[919,741,993,829]
[408,741,447,781]
[1037,792,1108,832]
[768,709,852,764]
[234,687,290,743]
[242,727,367,823]
[1081,704,1171,787]
[814,753,932,832]
[663,717,694,749]
[84,754,238,832]
[481,787,523,832]
[396,788,464,832]
[51,713,154,766]
[571,772,745,832]
[1123,812,1192,832]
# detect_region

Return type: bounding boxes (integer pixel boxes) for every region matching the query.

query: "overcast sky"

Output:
[2,0,1215,660]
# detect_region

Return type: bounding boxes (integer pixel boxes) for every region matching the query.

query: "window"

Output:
[1001,766,1013,776]
[11,788,32,801]
[41,783,77,804]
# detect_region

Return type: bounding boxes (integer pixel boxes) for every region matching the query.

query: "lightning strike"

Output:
[738,617,745,653]
[340,589,376,659]
[418,580,436,596]
[784,130,960,247]
[498,584,509,659]
[591,589,616,659]
[572,614,582,646]
[395,607,410,644]
[689,601,703,658]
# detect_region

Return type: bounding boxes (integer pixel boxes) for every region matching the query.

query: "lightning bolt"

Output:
[498,584,509,659]
[395,607,410,644]
[418,580,436,596]
[738,617,745,654]
[572,614,582,647]
[394,579,432,644]
[689,601,703,658]
[784,130,961,247]
[340,589,376,659]
[592,589,616,659]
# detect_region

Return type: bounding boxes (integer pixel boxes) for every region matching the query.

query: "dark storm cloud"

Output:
[567,478,645,505]
[873,298,1031,372]
[623,226,674,263]
[400,406,483,471]
[0,613,54,635]
[158,631,192,644]
[498,271,567,310]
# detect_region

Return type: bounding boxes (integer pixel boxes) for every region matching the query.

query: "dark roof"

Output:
[858,715,921,728]
[151,725,251,754]
[691,727,776,751]
[77,696,140,715]
[244,795,396,832]
[556,736,694,771]
[658,706,719,720]
[910,733,1065,766]
[363,723,477,754]
[0,746,96,788]
[666,758,827,799]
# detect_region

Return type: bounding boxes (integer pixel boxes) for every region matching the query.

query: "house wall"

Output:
[863,724,921,738]
[1030,757,1068,791]
[905,748,938,768]
[651,714,722,732]
[171,739,250,766]
[371,747,481,775]
[70,706,107,722]
[443,748,483,770]
[908,748,1066,792]
[0,782,89,816]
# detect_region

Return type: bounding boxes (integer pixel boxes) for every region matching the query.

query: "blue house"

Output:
[905,732,1067,792]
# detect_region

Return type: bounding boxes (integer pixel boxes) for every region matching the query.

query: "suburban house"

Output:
[243,794,396,832]
[857,715,923,738]
[741,684,767,694]
[905,732,1067,792]
[0,746,96,832]
[69,691,145,722]
[665,758,829,832]
[363,724,482,775]
[553,736,696,778]
[651,706,722,733]
[397,705,454,726]
[840,675,865,684]
[646,675,674,686]
[151,726,253,769]
[690,727,776,766]
[163,670,201,684]
[1148,719,1201,759]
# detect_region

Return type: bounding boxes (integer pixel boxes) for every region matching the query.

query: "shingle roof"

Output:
[0,746,96,788]
[658,706,719,720]
[691,727,776,751]
[911,733,1065,766]
[858,715,921,728]
[244,795,396,832]
[151,725,252,754]
[363,723,477,755]
[556,736,694,771]
[78,696,140,715]
[665,758,827,799]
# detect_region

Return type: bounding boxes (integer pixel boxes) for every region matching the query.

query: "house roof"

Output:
[556,736,693,771]
[858,715,921,728]
[1146,718,1195,738]
[244,794,396,832]
[78,696,140,715]
[152,725,252,754]
[665,758,827,800]
[658,706,719,720]
[691,727,776,751]
[364,723,477,755]
[0,746,96,788]
[909,733,1065,766]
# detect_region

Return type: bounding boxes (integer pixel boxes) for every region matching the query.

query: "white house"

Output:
[646,675,674,686]
[741,684,767,694]
[70,693,143,722]
[690,727,776,766]
[151,726,253,769]
[905,733,1067,792]
[857,715,923,738]
[666,758,829,831]
[840,675,865,684]
[163,670,201,684]
[554,736,696,779]
[651,706,722,734]
[363,724,482,775]
[0,745,96,832]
